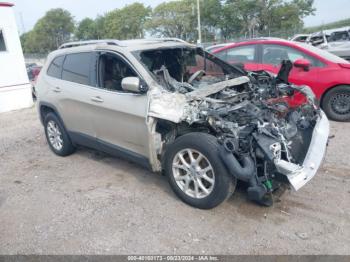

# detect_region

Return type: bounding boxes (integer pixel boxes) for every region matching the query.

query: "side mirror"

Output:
[121,77,148,93]
[293,58,311,71]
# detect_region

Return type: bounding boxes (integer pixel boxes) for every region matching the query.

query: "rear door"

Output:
[215,44,260,71]
[44,52,99,138]
[56,52,98,137]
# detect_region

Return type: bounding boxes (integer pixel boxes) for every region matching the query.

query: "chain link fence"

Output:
[24,54,48,66]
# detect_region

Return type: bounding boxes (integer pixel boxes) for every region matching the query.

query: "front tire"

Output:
[44,112,75,156]
[322,85,350,122]
[164,132,236,209]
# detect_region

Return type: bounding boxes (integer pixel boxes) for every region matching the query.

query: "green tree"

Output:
[20,32,31,53]
[21,8,74,53]
[200,0,223,41]
[223,0,315,38]
[219,2,243,39]
[75,18,97,40]
[146,0,226,42]
[94,15,107,39]
[104,3,151,39]
[20,0,317,52]
[146,0,197,41]
[304,18,350,33]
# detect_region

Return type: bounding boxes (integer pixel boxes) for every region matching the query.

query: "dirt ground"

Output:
[0,106,349,255]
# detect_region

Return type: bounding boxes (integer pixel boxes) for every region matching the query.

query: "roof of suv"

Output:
[58,38,195,52]
[47,38,197,62]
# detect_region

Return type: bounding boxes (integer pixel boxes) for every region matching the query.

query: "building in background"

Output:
[0,2,32,113]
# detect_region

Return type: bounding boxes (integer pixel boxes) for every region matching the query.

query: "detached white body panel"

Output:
[0,2,33,113]
[275,111,330,191]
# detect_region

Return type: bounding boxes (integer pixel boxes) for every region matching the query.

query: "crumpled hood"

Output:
[148,76,250,123]
[186,76,249,100]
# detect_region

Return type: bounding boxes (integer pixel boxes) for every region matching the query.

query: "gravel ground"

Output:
[0,106,349,255]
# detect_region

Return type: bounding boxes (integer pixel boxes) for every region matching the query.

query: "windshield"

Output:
[134,47,245,89]
[297,42,350,63]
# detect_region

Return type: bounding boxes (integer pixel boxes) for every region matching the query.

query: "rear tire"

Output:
[163,132,236,209]
[44,112,75,156]
[322,85,350,122]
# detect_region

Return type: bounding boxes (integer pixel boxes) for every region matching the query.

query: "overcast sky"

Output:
[10,0,350,34]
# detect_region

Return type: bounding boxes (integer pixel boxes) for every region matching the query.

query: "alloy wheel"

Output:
[172,149,215,199]
[47,120,63,151]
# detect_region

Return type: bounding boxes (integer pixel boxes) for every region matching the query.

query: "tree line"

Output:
[21,0,315,53]
[304,17,350,34]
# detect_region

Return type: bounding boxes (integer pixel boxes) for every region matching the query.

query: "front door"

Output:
[89,51,149,158]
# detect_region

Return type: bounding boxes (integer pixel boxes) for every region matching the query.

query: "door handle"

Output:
[91,96,104,103]
[53,86,61,93]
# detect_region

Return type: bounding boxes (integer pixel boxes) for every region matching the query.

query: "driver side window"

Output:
[98,53,137,91]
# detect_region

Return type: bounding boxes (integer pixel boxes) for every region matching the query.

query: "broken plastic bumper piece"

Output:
[275,111,330,191]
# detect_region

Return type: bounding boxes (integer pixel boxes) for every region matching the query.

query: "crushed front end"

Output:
[190,70,329,206]
[136,46,330,206]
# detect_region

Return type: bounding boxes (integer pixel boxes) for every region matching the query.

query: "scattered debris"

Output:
[296,232,309,240]
[280,210,291,216]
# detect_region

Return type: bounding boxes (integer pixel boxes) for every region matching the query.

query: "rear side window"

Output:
[47,56,64,78]
[216,45,256,64]
[227,45,256,62]
[0,30,7,51]
[62,52,91,85]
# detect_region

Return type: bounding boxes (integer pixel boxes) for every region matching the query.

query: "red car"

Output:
[213,38,350,121]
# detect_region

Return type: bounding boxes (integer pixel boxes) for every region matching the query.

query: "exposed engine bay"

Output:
[135,47,329,206]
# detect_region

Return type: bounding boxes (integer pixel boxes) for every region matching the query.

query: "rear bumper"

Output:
[275,111,330,191]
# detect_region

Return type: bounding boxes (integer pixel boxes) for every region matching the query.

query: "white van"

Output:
[0,2,33,113]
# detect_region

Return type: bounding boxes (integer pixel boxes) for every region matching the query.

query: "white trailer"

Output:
[0,2,33,113]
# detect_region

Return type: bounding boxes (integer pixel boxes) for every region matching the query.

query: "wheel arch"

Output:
[156,119,213,149]
[39,102,58,124]
[38,102,69,132]
[154,119,214,168]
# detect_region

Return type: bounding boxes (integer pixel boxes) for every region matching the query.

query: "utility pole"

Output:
[197,0,202,44]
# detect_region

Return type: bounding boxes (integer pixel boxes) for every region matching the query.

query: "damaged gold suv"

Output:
[36,39,329,209]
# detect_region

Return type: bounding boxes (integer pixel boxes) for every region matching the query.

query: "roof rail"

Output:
[152,38,188,44]
[58,39,120,49]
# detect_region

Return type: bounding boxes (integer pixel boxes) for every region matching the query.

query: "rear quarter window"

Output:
[215,45,256,64]
[47,56,65,79]
[61,52,92,85]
